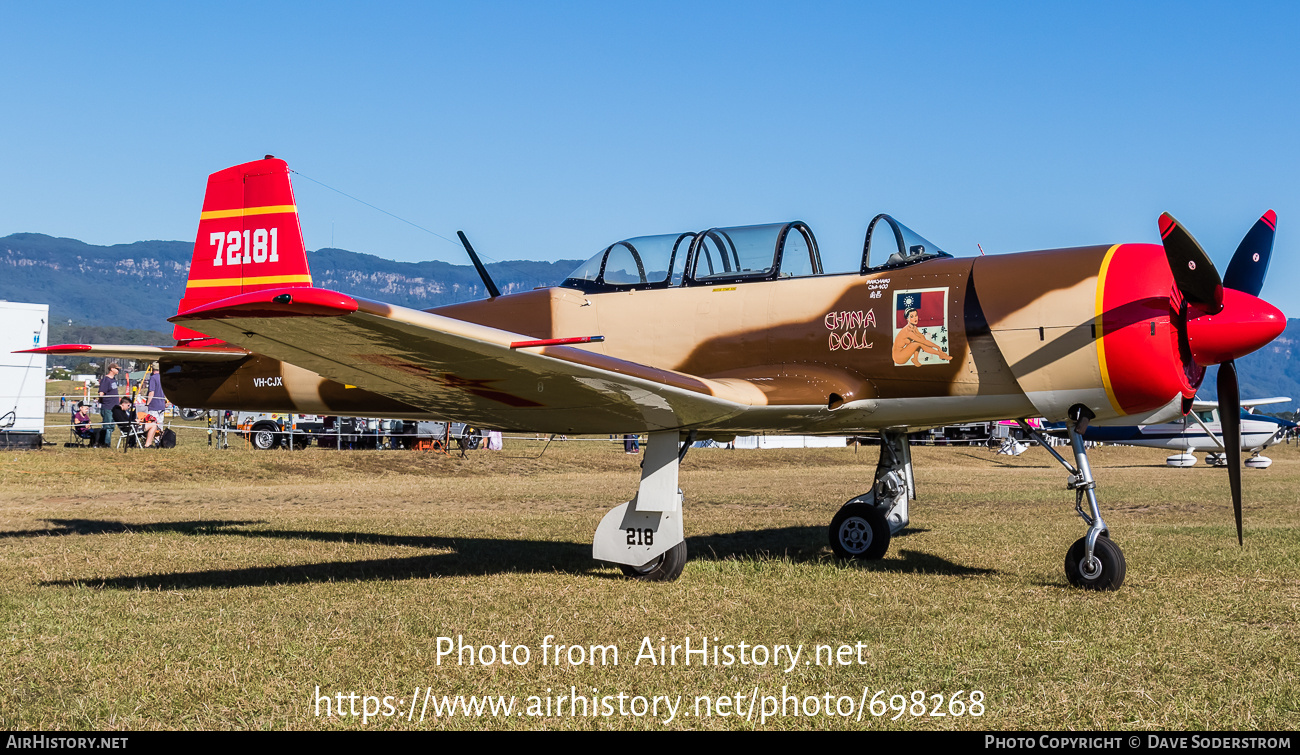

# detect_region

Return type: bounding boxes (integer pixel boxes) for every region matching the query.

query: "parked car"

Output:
[235,412,324,450]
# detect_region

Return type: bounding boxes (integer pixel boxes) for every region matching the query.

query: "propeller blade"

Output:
[1218,360,1243,545]
[1160,213,1224,314]
[1223,210,1276,297]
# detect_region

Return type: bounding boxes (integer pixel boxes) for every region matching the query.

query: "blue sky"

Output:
[3,1,1298,313]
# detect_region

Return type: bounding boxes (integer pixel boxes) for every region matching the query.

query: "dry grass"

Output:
[1,427,1297,730]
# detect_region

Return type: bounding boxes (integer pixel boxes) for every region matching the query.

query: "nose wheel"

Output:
[1018,409,1127,591]
[1064,536,1126,590]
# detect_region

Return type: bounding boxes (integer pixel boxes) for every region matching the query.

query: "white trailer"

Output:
[0,302,48,448]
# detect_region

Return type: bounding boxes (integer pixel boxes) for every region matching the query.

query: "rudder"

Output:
[174,156,312,340]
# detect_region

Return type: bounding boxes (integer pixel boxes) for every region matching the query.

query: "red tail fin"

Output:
[174,157,312,340]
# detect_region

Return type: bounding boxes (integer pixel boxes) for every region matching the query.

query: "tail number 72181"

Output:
[210,228,280,266]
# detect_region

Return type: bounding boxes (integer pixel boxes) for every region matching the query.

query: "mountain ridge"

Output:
[1,232,581,332]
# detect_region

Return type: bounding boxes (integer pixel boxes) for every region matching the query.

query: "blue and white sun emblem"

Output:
[903,295,915,309]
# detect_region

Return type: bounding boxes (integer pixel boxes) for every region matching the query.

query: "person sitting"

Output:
[141,409,163,448]
[110,397,140,447]
[72,403,95,444]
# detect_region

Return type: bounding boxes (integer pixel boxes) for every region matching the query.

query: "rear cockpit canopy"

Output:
[562,222,821,293]
[561,215,947,293]
[561,232,697,293]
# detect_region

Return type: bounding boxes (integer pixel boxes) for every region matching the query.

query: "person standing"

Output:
[97,363,121,447]
[144,363,166,415]
[142,362,168,447]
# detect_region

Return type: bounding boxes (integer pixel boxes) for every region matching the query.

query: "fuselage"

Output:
[162,241,1203,434]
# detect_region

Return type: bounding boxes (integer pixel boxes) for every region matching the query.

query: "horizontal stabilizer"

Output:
[17,344,249,362]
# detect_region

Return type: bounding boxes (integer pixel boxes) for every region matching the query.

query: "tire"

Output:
[251,424,280,450]
[1064,535,1126,591]
[180,408,207,421]
[619,541,687,582]
[829,502,891,560]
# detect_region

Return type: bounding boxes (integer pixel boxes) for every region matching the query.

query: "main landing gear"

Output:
[828,430,913,561]
[593,431,692,581]
[1020,406,1126,591]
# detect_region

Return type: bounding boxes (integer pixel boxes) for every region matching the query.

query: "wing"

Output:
[170,287,772,434]
[1191,396,1291,412]
[1240,396,1292,408]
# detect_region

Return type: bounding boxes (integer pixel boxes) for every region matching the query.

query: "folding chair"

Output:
[68,424,93,447]
[115,413,147,451]
[67,406,97,447]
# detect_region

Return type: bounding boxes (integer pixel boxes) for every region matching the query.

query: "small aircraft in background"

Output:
[23,157,1287,591]
[1048,398,1296,468]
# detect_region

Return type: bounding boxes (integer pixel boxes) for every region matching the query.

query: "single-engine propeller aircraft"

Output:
[1047,397,1295,468]
[25,157,1288,590]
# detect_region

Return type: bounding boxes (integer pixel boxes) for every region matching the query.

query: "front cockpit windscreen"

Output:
[779,226,817,277]
[561,232,696,293]
[861,214,952,273]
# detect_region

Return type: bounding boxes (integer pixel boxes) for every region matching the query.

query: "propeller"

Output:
[1159,211,1284,545]
[1218,361,1242,545]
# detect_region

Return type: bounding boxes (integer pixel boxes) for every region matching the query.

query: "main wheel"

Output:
[1064,535,1126,591]
[251,424,280,450]
[829,502,891,560]
[619,541,687,582]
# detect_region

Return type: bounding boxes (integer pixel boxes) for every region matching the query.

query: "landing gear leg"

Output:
[593,431,691,581]
[1020,408,1126,591]
[829,430,913,560]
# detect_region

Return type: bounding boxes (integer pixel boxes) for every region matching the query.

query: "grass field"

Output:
[1,417,1297,730]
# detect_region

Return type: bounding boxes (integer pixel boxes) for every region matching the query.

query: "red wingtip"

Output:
[1262,209,1277,230]
[15,344,92,355]
[1159,212,1177,239]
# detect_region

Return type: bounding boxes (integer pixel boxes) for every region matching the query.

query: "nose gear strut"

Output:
[1018,407,1127,591]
